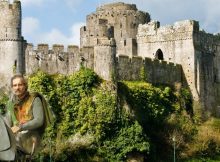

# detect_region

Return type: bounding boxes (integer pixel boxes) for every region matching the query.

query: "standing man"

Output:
[5,74,45,155]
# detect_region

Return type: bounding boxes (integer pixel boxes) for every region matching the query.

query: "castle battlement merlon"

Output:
[67,45,79,53]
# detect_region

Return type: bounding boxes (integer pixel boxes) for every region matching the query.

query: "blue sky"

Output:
[19,0,220,48]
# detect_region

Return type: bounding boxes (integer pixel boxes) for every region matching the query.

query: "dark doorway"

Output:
[155,49,164,60]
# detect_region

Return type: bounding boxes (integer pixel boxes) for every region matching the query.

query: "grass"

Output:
[180,118,220,161]
[183,155,220,162]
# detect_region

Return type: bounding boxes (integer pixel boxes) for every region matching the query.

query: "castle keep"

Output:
[1,0,220,117]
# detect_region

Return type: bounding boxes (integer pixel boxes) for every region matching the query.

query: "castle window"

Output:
[99,19,108,25]
[14,60,17,68]
[124,40,126,46]
[133,23,136,28]
[58,54,64,61]
[131,23,136,28]
[155,49,164,60]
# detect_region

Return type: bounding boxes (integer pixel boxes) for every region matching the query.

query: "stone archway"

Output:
[155,49,164,60]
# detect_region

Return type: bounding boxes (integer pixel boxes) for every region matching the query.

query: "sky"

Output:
[18,0,220,48]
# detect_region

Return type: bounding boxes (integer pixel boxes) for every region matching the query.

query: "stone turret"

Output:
[94,37,116,81]
[0,0,26,87]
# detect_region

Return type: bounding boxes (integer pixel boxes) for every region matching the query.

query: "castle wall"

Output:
[193,32,220,116]
[117,56,182,86]
[214,43,220,114]
[0,0,25,87]
[137,20,199,100]
[25,44,81,75]
[80,46,94,70]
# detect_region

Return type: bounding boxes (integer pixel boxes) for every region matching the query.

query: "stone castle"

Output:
[0,0,220,117]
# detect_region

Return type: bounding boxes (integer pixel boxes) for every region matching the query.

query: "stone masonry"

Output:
[0,0,26,88]
[1,1,220,117]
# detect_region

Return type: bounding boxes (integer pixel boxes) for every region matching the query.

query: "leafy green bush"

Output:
[27,69,198,162]
[0,90,8,115]
[27,69,151,161]
[118,81,175,125]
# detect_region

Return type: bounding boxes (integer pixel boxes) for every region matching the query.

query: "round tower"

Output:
[0,0,26,87]
[81,2,150,56]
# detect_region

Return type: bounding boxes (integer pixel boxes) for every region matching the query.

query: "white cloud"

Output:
[22,17,40,35]
[69,22,85,45]
[39,29,69,45]
[39,22,85,46]
[25,22,85,47]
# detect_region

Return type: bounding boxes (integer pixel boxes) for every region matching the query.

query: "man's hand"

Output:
[11,125,20,133]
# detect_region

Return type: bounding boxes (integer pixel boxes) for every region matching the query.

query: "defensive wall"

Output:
[25,41,182,88]
[25,44,82,75]
[117,55,182,86]
[137,20,199,101]
[193,31,220,115]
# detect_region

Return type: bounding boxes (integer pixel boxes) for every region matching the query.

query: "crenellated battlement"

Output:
[97,2,137,11]
[25,43,82,75]
[26,43,79,54]
[0,0,21,39]
[0,0,21,12]
[138,20,199,38]
[87,9,148,22]
[117,55,182,84]
[117,55,180,66]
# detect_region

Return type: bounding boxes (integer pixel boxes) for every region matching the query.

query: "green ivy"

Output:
[27,69,195,162]
[118,81,175,125]
[0,92,8,115]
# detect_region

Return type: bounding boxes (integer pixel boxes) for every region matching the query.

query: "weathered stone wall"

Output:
[80,2,150,56]
[25,44,81,75]
[94,37,116,81]
[214,42,220,116]
[0,0,25,87]
[194,31,220,116]
[80,46,94,70]
[137,20,199,100]
[117,56,182,86]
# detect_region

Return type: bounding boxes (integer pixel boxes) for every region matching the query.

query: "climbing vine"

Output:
[26,68,194,161]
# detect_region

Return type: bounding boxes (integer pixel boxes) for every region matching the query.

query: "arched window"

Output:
[155,49,164,60]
